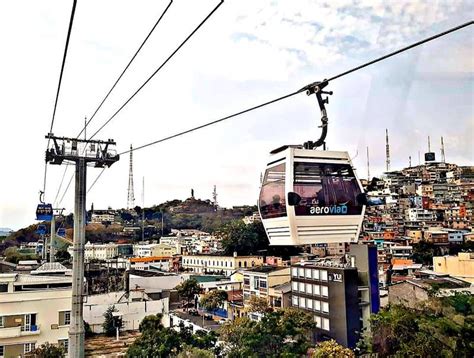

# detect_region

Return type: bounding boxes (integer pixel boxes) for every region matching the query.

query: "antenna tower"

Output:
[385,129,390,172]
[366,146,370,181]
[428,136,431,152]
[127,144,135,209]
[212,185,218,208]
[441,136,446,163]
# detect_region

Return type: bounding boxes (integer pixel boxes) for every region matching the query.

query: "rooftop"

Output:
[243,265,288,274]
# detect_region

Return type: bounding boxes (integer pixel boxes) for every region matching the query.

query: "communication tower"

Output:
[212,185,218,208]
[127,145,135,209]
[385,129,390,172]
[441,136,446,163]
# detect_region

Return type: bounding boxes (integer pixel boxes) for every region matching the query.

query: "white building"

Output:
[0,272,72,357]
[405,208,436,222]
[67,242,118,261]
[133,243,177,258]
[91,212,115,224]
[182,254,264,276]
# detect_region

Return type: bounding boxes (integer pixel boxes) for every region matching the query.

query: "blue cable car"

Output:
[36,203,53,221]
[36,224,47,235]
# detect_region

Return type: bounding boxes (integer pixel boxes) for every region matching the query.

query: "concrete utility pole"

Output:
[50,214,56,262]
[45,134,119,358]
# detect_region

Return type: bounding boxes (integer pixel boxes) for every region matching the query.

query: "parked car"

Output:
[217,319,227,325]
[204,313,213,320]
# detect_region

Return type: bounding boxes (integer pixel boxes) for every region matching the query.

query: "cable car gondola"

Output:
[258,81,366,246]
[36,224,47,236]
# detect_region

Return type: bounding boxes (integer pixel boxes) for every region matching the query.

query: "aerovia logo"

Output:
[309,203,348,215]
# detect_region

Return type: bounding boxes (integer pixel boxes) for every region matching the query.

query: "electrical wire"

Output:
[76,0,173,138]
[54,0,175,205]
[42,0,78,199]
[119,20,473,156]
[88,0,224,141]
[87,168,106,194]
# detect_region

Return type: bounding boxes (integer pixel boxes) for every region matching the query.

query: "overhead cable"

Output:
[120,20,473,156]
[42,0,78,198]
[76,0,174,138]
[88,0,224,141]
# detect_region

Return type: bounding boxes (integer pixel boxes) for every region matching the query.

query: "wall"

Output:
[83,291,169,333]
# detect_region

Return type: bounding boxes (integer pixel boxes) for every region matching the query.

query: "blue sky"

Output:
[0,0,472,229]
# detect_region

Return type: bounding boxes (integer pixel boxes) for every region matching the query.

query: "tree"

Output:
[245,295,273,314]
[54,249,71,263]
[311,340,354,358]
[358,292,474,357]
[219,308,316,357]
[102,305,123,337]
[176,346,214,358]
[176,278,201,310]
[217,220,269,256]
[4,246,22,264]
[200,290,228,312]
[126,315,218,358]
[24,343,65,358]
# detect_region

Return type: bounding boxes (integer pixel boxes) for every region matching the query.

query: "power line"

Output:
[76,0,173,139]
[87,168,106,194]
[42,0,78,198]
[120,20,473,156]
[88,0,224,141]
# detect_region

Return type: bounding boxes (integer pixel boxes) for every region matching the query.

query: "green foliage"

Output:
[84,320,94,338]
[219,308,315,357]
[24,342,65,358]
[126,316,218,358]
[412,240,442,265]
[245,295,273,314]
[200,290,228,311]
[176,345,214,358]
[139,313,164,333]
[359,292,474,357]
[54,249,71,263]
[217,220,269,256]
[4,246,37,264]
[102,305,123,337]
[176,278,201,309]
[311,340,354,358]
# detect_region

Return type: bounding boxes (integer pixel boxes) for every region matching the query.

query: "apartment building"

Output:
[0,272,72,357]
[90,212,115,224]
[182,254,263,276]
[67,242,119,261]
[133,243,177,258]
[242,266,291,311]
[291,244,379,349]
[405,208,436,222]
[433,252,474,283]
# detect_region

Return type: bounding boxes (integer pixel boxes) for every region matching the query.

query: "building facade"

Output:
[433,253,474,283]
[0,273,72,357]
[182,254,264,276]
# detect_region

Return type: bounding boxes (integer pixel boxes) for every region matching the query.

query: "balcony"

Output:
[0,325,41,338]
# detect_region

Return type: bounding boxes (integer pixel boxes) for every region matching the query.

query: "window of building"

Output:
[253,277,259,290]
[298,267,304,277]
[321,286,328,297]
[314,316,321,328]
[322,302,329,313]
[314,300,321,311]
[244,261,248,268]
[307,298,313,310]
[239,262,242,268]
[244,277,250,286]
[64,311,71,325]
[298,282,305,292]
[320,270,328,281]
[292,295,298,306]
[322,318,330,331]
[24,343,35,354]
[313,284,320,295]
[291,267,298,277]
[0,284,7,293]
[299,296,306,308]
[305,268,312,279]
[305,283,313,294]
[292,281,298,291]
[259,280,267,289]
[0,345,4,358]
[312,269,320,280]
[0,316,3,328]
[59,339,69,353]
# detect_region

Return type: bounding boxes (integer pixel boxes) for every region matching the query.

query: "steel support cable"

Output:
[42,0,78,199]
[118,20,473,156]
[56,1,175,204]
[76,0,174,138]
[88,0,224,141]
